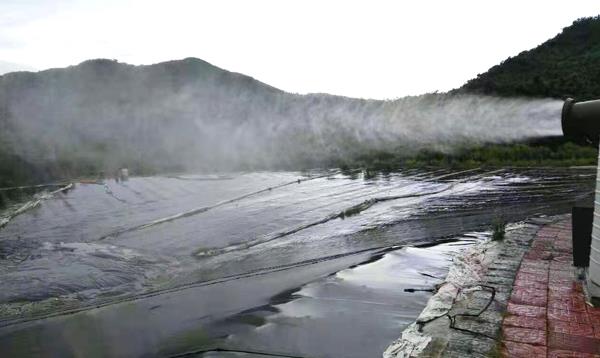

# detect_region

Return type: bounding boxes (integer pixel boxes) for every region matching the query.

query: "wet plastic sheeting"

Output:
[0,168,595,357]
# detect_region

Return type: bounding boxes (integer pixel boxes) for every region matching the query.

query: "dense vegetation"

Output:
[461,16,600,101]
[335,139,598,172]
[342,16,600,171]
[453,16,600,169]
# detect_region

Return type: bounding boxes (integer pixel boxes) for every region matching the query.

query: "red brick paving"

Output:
[551,262,574,272]
[548,332,600,354]
[548,308,591,324]
[548,295,587,312]
[547,350,600,358]
[517,271,550,283]
[549,320,595,337]
[503,326,547,345]
[502,341,547,357]
[504,315,547,330]
[511,286,548,306]
[501,219,600,357]
[507,302,546,318]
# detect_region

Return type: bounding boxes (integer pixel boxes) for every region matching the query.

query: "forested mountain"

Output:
[4,17,600,187]
[0,58,286,183]
[461,16,600,100]
[0,57,562,186]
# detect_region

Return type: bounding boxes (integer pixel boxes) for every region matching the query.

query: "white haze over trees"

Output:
[0,59,561,176]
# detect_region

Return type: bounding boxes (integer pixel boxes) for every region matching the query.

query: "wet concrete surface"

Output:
[385,219,546,357]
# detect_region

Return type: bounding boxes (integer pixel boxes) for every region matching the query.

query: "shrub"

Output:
[492,218,506,241]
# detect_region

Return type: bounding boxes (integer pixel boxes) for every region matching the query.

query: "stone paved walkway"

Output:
[501,218,600,357]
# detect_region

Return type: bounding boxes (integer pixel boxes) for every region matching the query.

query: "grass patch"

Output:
[492,218,506,241]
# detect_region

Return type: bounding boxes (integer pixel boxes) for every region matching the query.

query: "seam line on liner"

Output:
[194,168,500,257]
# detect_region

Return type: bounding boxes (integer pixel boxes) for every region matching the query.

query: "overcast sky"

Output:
[1,0,598,99]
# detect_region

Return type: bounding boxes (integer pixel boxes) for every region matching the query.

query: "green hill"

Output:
[461,16,600,101]
[2,17,600,191]
[0,58,286,186]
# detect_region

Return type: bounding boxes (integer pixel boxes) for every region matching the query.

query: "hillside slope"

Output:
[0,58,288,182]
[0,56,567,187]
[461,16,600,100]
[6,17,600,188]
